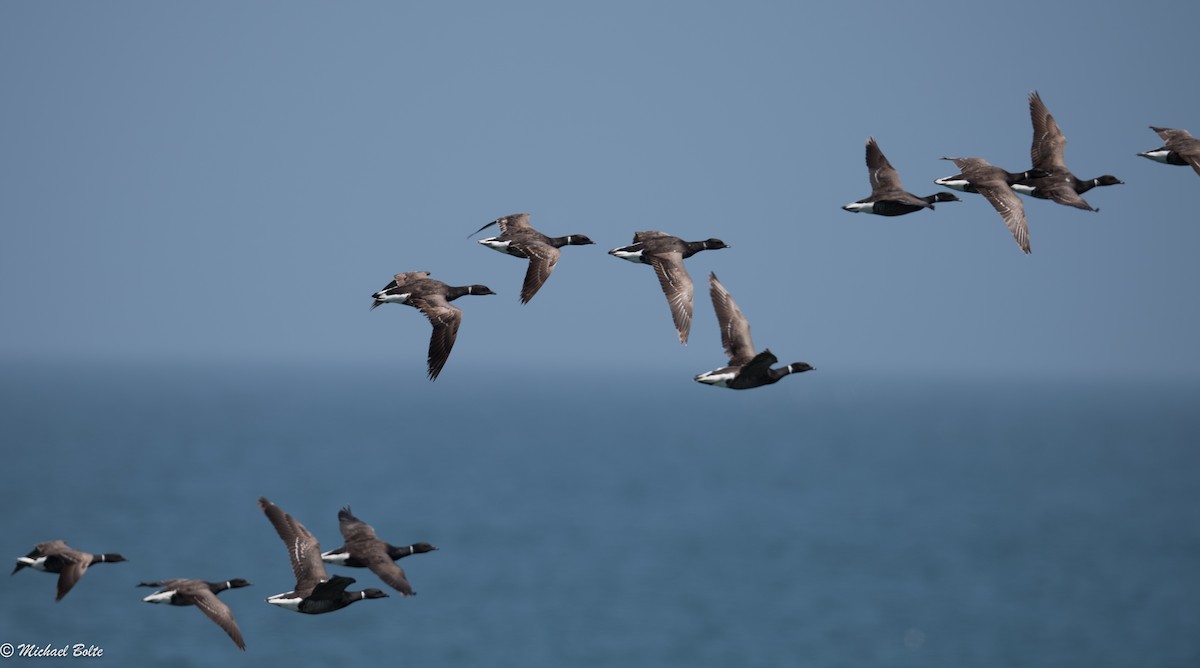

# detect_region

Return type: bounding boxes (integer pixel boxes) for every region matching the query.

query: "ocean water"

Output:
[1,360,1198,667]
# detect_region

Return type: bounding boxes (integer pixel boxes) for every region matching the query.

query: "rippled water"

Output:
[2,360,1198,666]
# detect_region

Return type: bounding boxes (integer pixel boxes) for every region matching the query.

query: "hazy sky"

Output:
[3,1,1199,383]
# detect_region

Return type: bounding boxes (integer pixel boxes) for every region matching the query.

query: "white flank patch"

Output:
[142,590,177,604]
[694,370,735,387]
[478,238,511,252]
[1138,149,1172,163]
[320,551,350,565]
[1010,183,1035,196]
[934,177,972,192]
[610,248,646,263]
[373,291,411,305]
[18,556,49,571]
[267,593,304,611]
[842,201,873,213]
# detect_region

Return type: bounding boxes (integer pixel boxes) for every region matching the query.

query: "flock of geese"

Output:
[371,92,1198,385]
[13,90,1198,652]
[13,500,437,650]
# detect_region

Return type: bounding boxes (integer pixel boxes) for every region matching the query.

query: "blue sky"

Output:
[3,1,1199,382]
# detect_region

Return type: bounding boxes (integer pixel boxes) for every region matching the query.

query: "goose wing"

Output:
[1029,91,1068,172]
[708,273,757,366]
[409,295,463,380]
[186,585,247,651]
[53,550,88,601]
[511,241,560,304]
[866,137,906,195]
[645,252,693,344]
[258,497,328,594]
[471,212,532,237]
[631,230,672,243]
[974,182,1031,254]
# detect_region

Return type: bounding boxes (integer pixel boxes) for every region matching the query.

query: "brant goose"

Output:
[938,157,1032,254]
[842,137,960,216]
[695,273,813,389]
[471,213,594,303]
[608,231,729,344]
[12,540,127,601]
[1138,126,1200,177]
[1011,91,1122,210]
[320,507,436,596]
[371,272,495,380]
[258,497,388,614]
[139,579,251,650]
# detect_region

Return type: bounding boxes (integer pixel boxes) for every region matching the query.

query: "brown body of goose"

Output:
[139,578,251,650]
[258,497,388,614]
[371,272,495,380]
[472,213,594,304]
[13,540,127,601]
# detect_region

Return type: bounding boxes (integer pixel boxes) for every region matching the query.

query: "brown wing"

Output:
[708,273,756,366]
[54,551,88,601]
[362,552,415,596]
[392,271,431,285]
[1029,91,1068,172]
[645,252,693,344]
[631,230,671,243]
[471,213,533,237]
[1152,126,1196,144]
[187,586,247,651]
[1036,178,1097,211]
[258,497,328,594]
[513,242,560,304]
[974,182,1031,254]
[866,137,905,195]
[410,295,463,380]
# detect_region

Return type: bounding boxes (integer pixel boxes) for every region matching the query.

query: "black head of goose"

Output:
[843,137,960,216]
[1138,126,1200,178]
[608,231,730,345]
[1011,91,1122,211]
[258,497,389,614]
[13,540,127,601]
[139,578,251,650]
[319,507,437,596]
[694,273,813,390]
[370,272,495,380]
[471,213,595,304]
[938,157,1032,254]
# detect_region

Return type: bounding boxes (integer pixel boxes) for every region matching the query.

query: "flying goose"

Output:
[694,273,814,389]
[139,578,251,650]
[843,137,960,216]
[258,497,388,614]
[371,272,495,380]
[608,231,729,344]
[471,213,594,303]
[13,540,126,601]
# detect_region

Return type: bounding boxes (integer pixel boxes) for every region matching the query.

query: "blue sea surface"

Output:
[1,360,1198,667]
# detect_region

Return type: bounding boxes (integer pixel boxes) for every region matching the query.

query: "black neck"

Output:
[386,544,417,559]
[682,240,714,258]
[447,285,476,300]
